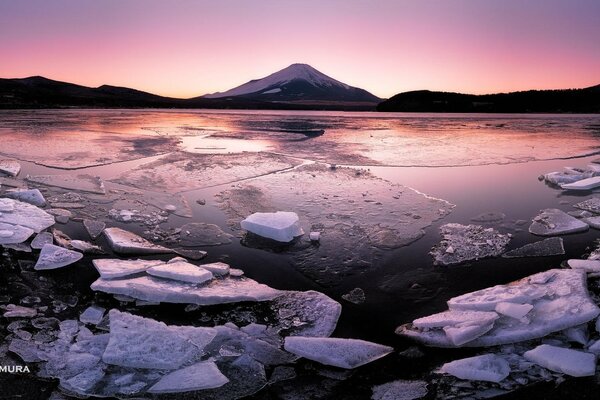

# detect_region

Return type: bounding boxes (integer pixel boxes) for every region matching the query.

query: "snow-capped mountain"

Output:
[203,63,381,103]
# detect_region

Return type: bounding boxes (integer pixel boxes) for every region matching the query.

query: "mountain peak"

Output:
[203,63,382,102]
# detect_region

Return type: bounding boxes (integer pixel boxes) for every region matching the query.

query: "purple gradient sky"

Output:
[1,0,599,98]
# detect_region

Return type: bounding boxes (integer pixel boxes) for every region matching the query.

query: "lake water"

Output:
[2,109,600,398]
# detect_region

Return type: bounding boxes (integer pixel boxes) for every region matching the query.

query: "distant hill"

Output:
[377,85,600,113]
[203,63,381,105]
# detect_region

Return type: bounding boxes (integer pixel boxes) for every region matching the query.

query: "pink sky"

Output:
[1,0,599,98]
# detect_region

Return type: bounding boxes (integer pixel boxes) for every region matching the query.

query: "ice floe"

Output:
[523,344,596,377]
[34,244,83,270]
[397,269,600,347]
[561,176,600,191]
[147,260,214,284]
[573,197,600,213]
[529,208,589,236]
[241,211,304,243]
[284,337,393,369]
[502,237,564,258]
[371,379,428,400]
[430,223,511,266]
[26,174,106,194]
[83,219,105,239]
[439,354,510,383]
[30,232,54,249]
[148,360,229,393]
[0,159,21,177]
[103,227,173,255]
[4,188,46,207]
[0,222,34,245]
[0,198,55,233]
[92,258,166,279]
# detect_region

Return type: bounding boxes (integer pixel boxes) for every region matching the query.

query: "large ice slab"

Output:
[147,260,213,284]
[430,223,511,266]
[147,361,229,393]
[103,227,173,255]
[92,258,165,279]
[561,176,600,190]
[502,237,564,258]
[241,211,304,242]
[529,208,589,236]
[0,222,34,245]
[0,198,55,233]
[523,344,596,377]
[0,159,21,177]
[5,189,46,207]
[102,310,217,369]
[397,269,600,347]
[567,259,600,273]
[26,174,106,194]
[284,336,393,369]
[91,274,282,305]
[34,244,83,270]
[439,354,510,383]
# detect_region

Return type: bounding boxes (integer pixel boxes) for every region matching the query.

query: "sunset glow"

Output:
[1,0,599,98]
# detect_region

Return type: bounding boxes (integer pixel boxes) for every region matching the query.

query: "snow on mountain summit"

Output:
[204,63,360,99]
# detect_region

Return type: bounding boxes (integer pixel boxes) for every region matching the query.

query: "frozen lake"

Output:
[2,109,600,398]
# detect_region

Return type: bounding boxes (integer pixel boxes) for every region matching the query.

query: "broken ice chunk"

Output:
[439,354,510,383]
[70,240,104,254]
[430,223,510,266]
[148,361,229,393]
[494,302,533,320]
[34,244,83,270]
[241,211,304,242]
[561,176,600,191]
[523,344,596,377]
[0,198,55,233]
[0,159,21,177]
[3,304,37,318]
[31,232,53,249]
[102,310,217,370]
[147,260,213,284]
[199,261,230,276]
[80,306,106,325]
[584,216,600,229]
[573,197,600,214]
[0,222,34,245]
[5,189,46,207]
[371,379,428,400]
[92,258,165,279]
[529,208,588,236]
[309,231,321,242]
[103,227,173,255]
[413,310,499,329]
[283,336,393,369]
[567,259,600,273]
[46,208,72,224]
[179,222,233,246]
[502,237,564,258]
[443,322,495,346]
[83,219,105,239]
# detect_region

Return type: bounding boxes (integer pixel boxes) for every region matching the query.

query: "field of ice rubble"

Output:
[3,110,600,399]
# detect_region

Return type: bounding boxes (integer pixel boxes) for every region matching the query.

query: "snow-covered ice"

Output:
[198,261,230,276]
[5,189,46,207]
[34,244,83,270]
[567,259,600,273]
[241,211,304,243]
[494,302,533,320]
[284,336,393,369]
[523,344,596,377]
[102,310,217,369]
[103,227,173,255]
[439,354,510,383]
[397,269,600,347]
[147,361,229,393]
[147,260,213,284]
[430,224,511,266]
[502,237,564,258]
[529,208,589,236]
